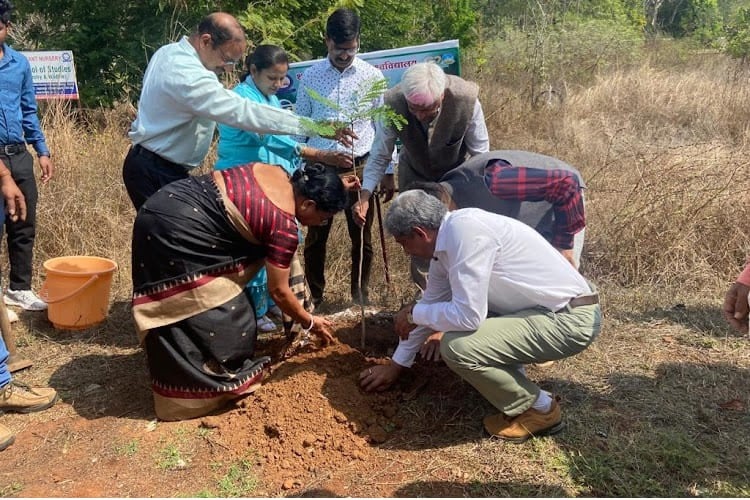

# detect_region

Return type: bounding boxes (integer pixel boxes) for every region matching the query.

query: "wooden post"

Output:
[374,193,390,285]
[0,299,32,372]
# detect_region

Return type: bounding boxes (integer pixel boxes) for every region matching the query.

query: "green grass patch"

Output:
[114,439,139,457]
[154,426,195,471]
[564,427,722,496]
[0,482,23,497]
[190,457,258,497]
[196,427,213,439]
[155,442,187,471]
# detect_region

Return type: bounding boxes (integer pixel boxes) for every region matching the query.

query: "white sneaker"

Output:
[4,289,47,311]
[5,309,18,323]
[257,315,277,332]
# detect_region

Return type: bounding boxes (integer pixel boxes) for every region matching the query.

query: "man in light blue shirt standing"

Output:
[0,0,54,313]
[295,8,390,307]
[123,12,350,210]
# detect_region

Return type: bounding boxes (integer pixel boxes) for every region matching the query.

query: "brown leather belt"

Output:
[567,293,599,308]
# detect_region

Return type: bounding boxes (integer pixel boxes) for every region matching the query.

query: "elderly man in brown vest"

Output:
[353,61,490,285]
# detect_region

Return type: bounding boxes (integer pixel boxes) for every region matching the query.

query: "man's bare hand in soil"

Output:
[419,332,444,361]
[359,362,403,392]
[723,281,750,334]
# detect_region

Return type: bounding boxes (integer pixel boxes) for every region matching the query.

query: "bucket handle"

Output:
[40,274,100,304]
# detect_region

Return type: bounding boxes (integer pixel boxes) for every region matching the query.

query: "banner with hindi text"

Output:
[275,40,460,110]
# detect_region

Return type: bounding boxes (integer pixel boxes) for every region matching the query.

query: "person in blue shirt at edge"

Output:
[122,12,356,211]
[0,157,58,452]
[215,44,352,333]
[0,0,55,314]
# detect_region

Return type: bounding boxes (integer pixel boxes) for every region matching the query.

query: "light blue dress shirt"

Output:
[0,44,49,155]
[128,37,309,168]
[216,77,301,174]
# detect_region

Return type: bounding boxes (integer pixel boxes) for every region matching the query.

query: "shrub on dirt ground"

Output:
[559,57,750,287]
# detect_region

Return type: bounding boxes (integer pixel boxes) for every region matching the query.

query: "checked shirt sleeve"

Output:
[483,160,585,249]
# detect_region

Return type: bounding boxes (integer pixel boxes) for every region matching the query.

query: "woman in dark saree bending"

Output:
[131,162,350,421]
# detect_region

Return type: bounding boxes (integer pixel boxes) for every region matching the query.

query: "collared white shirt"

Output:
[129,37,308,168]
[391,208,591,367]
[294,56,384,158]
[362,99,489,193]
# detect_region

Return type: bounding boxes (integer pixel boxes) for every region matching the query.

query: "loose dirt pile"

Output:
[212,309,428,493]
[2,307,465,497]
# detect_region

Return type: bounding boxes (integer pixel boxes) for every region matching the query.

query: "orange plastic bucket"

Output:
[40,256,118,330]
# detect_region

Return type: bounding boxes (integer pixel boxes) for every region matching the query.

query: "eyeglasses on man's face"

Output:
[406,99,441,115]
[216,46,240,67]
[331,46,359,57]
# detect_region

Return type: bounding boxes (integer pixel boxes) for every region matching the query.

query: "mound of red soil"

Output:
[199,309,422,492]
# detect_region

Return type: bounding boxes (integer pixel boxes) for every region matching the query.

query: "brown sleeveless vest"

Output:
[386,75,478,188]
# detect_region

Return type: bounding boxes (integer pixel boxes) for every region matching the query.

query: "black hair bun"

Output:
[305,163,326,176]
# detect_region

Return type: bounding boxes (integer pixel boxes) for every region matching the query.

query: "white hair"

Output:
[385,190,447,238]
[401,62,446,106]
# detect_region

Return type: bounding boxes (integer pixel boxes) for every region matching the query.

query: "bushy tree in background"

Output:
[725,6,750,60]
[657,0,722,42]
[237,0,477,59]
[235,0,364,60]
[11,0,750,106]
[473,0,644,105]
[12,0,481,107]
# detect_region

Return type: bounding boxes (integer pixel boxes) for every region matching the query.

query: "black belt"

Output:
[354,153,369,167]
[132,144,188,173]
[0,144,27,156]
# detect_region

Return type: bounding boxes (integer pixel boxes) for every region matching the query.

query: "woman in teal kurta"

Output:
[216,45,350,330]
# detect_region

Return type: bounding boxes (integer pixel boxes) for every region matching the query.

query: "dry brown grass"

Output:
[27,101,135,299]
[8,43,750,496]
[472,52,750,296]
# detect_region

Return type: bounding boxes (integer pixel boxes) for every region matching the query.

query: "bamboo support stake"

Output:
[0,299,32,372]
[374,192,390,285]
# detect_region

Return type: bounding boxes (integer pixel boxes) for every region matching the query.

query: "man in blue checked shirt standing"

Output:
[0,0,54,313]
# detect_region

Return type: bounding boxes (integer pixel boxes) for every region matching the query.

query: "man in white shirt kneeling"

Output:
[359,190,601,443]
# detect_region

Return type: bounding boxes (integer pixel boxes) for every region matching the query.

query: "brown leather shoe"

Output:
[485,398,564,443]
[482,412,511,436]
[0,381,58,414]
[0,423,14,451]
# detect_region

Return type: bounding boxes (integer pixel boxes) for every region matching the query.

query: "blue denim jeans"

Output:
[0,331,11,388]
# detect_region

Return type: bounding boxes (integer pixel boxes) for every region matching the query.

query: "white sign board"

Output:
[21,50,79,100]
[277,40,460,109]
